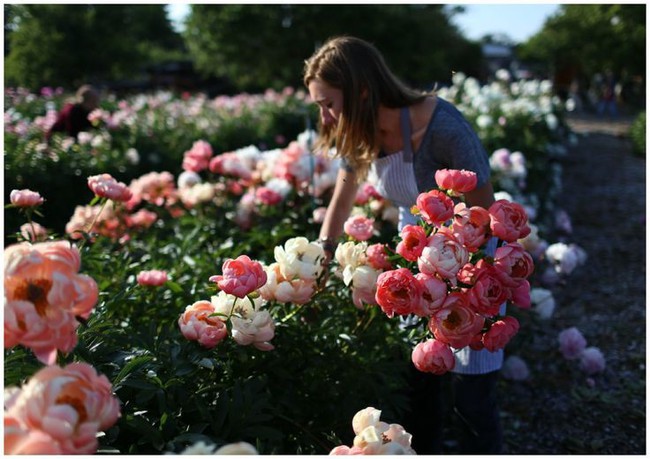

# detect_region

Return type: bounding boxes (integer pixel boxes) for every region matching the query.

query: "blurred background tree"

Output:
[182,4,483,91]
[4,4,185,89]
[517,4,645,105]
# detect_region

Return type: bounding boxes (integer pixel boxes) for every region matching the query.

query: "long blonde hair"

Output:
[303,36,427,181]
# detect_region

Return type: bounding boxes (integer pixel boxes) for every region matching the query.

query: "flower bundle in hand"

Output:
[345,169,534,375]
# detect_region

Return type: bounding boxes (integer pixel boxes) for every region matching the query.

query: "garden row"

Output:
[4,72,599,454]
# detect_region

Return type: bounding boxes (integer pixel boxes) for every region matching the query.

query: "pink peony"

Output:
[4,417,63,454]
[558,327,587,360]
[488,200,531,243]
[343,215,375,241]
[4,240,99,364]
[255,186,283,206]
[4,362,121,454]
[396,224,427,261]
[178,300,229,348]
[414,272,447,316]
[509,279,531,308]
[312,206,328,224]
[19,222,48,242]
[429,292,485,349]
[579,347,606,374]
[451,203,491,252]
[411,339,456,374]
[434,168,478,196]
[209,255,267,298]
[418,227,469,280]
[375,268,423,318]
[136,269,168,287]
[87,173,133,202]
[494,242,535,280]
[182,140,213,172]
[365,243,393,270]
[10,189,44,207]
[415,189,455,226]
[465,259,512,316]
[482,316,520,352]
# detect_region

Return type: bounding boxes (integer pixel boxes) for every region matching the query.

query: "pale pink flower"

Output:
[482,316,520,352]
[354,183,381,205]
[19,222,48,242]
[329,445,359,455]
[4,416,63,454]
[127,171,176,208]
[259,262,316,305]
[434,168,477,196]
[209,152,253,180]
[415,189,455,226]
[375,268,423,318]
[136,270,168,287]
[579,347,606,374]
[396,224,427,261]
[502,355,530,381]
[411,339,455,374]
[343,215,375,241]
[178,300,229,348]
[365,243,393,270]
[351,407,382,435]
[10,189,44,207]
[558,327,587,360]
[429,292,485,349]
[488,199,531,243]
[87,173,133,202]
[451,203,491,252]
[209,255,267,298]
[418,227,469,280]
[312,206,328,224]
[414,272,447,316]
[230,309,276,351]
[4,241,98,364]
[4,362,121,454]
[125,208,158,229]
[350,265,380,309]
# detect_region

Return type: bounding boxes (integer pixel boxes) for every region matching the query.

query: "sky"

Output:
[166,3,561,44]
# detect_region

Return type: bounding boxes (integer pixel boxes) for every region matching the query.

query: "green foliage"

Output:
[4,4,184,89]
[629,111,645,158]
[519,4,646,78]
[183,4,483,91]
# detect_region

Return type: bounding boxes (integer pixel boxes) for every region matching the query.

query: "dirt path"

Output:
[500,114,646,454]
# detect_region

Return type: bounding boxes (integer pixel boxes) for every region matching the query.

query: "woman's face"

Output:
[308,78,343,128]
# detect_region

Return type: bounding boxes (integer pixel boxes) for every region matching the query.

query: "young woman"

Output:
[304,35,503,453]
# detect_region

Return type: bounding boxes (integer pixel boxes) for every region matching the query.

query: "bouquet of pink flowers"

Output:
[337,169,534,375]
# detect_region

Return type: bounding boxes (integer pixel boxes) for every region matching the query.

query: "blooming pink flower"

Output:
[579,347,606,374]
[375,268,423,318]
[488,200,531,243]
[136,269,168,287]
[178,300,229,348]
[494,242,535,280]
[434,169,478,196]
[255,186,283,206]
[355,183,381,205]
[4,241,99,364]
[451,203,491,252]
[482,316,519,352]
[415,189,455,226]
[87,173,133,202]
[509,280,531,309]
[411,339,455,374]
[343,215,375,241]
[429,292,485,349]
[417,227,469,280]
[125,208,158,229]
[4,362,121,454]
[182,140,213,172]
[4,417,63,454]
[396,224,427,261]
[414,272,447,316]
[312,206,328,224]
[558,327,587,360]
[365,243,393,270]
[10,189,44,207]
[19,222,48,242]
[209,255,267,298]
[465,259,511,316]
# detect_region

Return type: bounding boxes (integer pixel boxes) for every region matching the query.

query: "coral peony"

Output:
[411,339,456,374]
[434,168,478,196]
[136,269,168,287]
[375,268,423,318]
[415,189,455,226]
[209,255,267,298]
[178,300,229,348]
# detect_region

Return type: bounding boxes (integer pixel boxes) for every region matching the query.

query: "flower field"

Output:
[5,73,614,454]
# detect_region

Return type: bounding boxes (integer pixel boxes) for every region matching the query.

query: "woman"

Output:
[304,36,503,454]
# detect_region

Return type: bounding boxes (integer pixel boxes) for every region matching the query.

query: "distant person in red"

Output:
[46,85,100,141]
